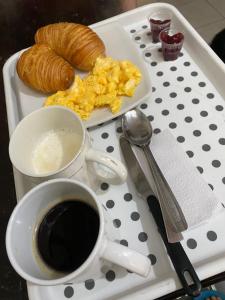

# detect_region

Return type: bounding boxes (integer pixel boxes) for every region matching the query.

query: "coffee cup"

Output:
[6,178,151,285]
[9,106,127,187]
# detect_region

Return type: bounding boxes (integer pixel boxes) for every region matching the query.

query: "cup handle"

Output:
[85,148,127,184]
[101,239,151,277]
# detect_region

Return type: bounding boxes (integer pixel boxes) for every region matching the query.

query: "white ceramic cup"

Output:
[6,179,151,285]
[8,106,127,187]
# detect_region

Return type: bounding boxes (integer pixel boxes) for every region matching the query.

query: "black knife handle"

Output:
[147,195,201,297]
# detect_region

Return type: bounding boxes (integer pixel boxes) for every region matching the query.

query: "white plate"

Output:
[7,22,152,128]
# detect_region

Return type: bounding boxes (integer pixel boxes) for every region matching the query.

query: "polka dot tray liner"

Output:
[4,4,225,300]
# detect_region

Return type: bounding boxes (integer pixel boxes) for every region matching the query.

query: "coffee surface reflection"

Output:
[37,200,99,273]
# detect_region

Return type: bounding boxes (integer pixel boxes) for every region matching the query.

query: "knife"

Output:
[119,135,201,297]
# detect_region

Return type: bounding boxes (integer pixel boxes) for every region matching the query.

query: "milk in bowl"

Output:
[32,129,80,175]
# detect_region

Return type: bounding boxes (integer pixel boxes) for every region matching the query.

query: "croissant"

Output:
[16,44,74,93]
[35,22,105,71]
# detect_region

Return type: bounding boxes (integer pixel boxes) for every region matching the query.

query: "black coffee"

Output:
[37,200,99,273]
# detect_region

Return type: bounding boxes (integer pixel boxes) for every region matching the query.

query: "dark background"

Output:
[1,1,225,300]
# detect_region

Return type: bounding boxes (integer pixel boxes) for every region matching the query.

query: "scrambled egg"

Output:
[44,56,142,120]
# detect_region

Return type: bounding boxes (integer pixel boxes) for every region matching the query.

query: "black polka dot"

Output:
[170,66,177,71]
[184,87,192,93]
[116,126,122,133]
[113,219,121,228]
[202,144,211,151]
[101,183,109,190]
[151,61,157,66]
[187,238,197,249]
[148,254,157,265]
[147,32,151,36]
[153,128,161,134]
[199,82,206,87]
[207,93,214,99]
[138,232,148,242]
[208,183,214,190]
[212,160,221,168]
[169,122,177,129]
[222,177,225,184]
[186,150,194,158]
[64,286,74,298]
[140,44,146,48]
[197,166,203,174]
[179,52,184,57]
[193,130,201,137]
[200,111,208,117]
[209,124,217,130]
[191,71,198,76]
[185,116,193,123]
[142,25,148,29]
[163,81,170,87]
[207,231,217,241]
[177,76,184,81]
[158,48,162,52]
[184,61,191,66]
[101,132,109,139]
[140,103,148,109]
[177,136,185,143]
[157,71,163,76]
[155,97,162,104]
[152,86,156,92]
[135,36,141,41]
[120,239,128,246]
[148,115,154,122]
[219,138,225,145]
[145,52,151,57]
[130,29,136,33]
[162,109,169,116]
[177,104,184,110]
[85,279,95,290]
[216,105,224,111]
[106,270,116,281]
[106,146,114,153]
[170,92,177,98]
[124,193,132,201]
[106,200,115,208]
[131,212,140,221]
[192,98,200,104]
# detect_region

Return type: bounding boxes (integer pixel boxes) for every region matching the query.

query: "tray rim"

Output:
[4,2,225,300]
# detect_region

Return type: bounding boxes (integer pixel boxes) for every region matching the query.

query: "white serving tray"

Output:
[4,3,225,300]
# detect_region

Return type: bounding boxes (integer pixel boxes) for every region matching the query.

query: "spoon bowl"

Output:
[122,109,152,147]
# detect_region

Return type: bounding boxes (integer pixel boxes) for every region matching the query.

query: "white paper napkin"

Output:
[150,129,221,231]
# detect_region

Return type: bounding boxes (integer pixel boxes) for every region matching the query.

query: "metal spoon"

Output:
[122,108,188,233]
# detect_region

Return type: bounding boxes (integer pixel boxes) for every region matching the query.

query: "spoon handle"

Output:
[143,145,188,233]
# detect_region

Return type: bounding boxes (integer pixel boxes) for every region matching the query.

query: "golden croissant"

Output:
[35,22,105,71]
[16,44,74,93]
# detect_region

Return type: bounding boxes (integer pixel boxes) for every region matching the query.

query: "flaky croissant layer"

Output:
[35,22,106,71]
[16,44,75,93]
